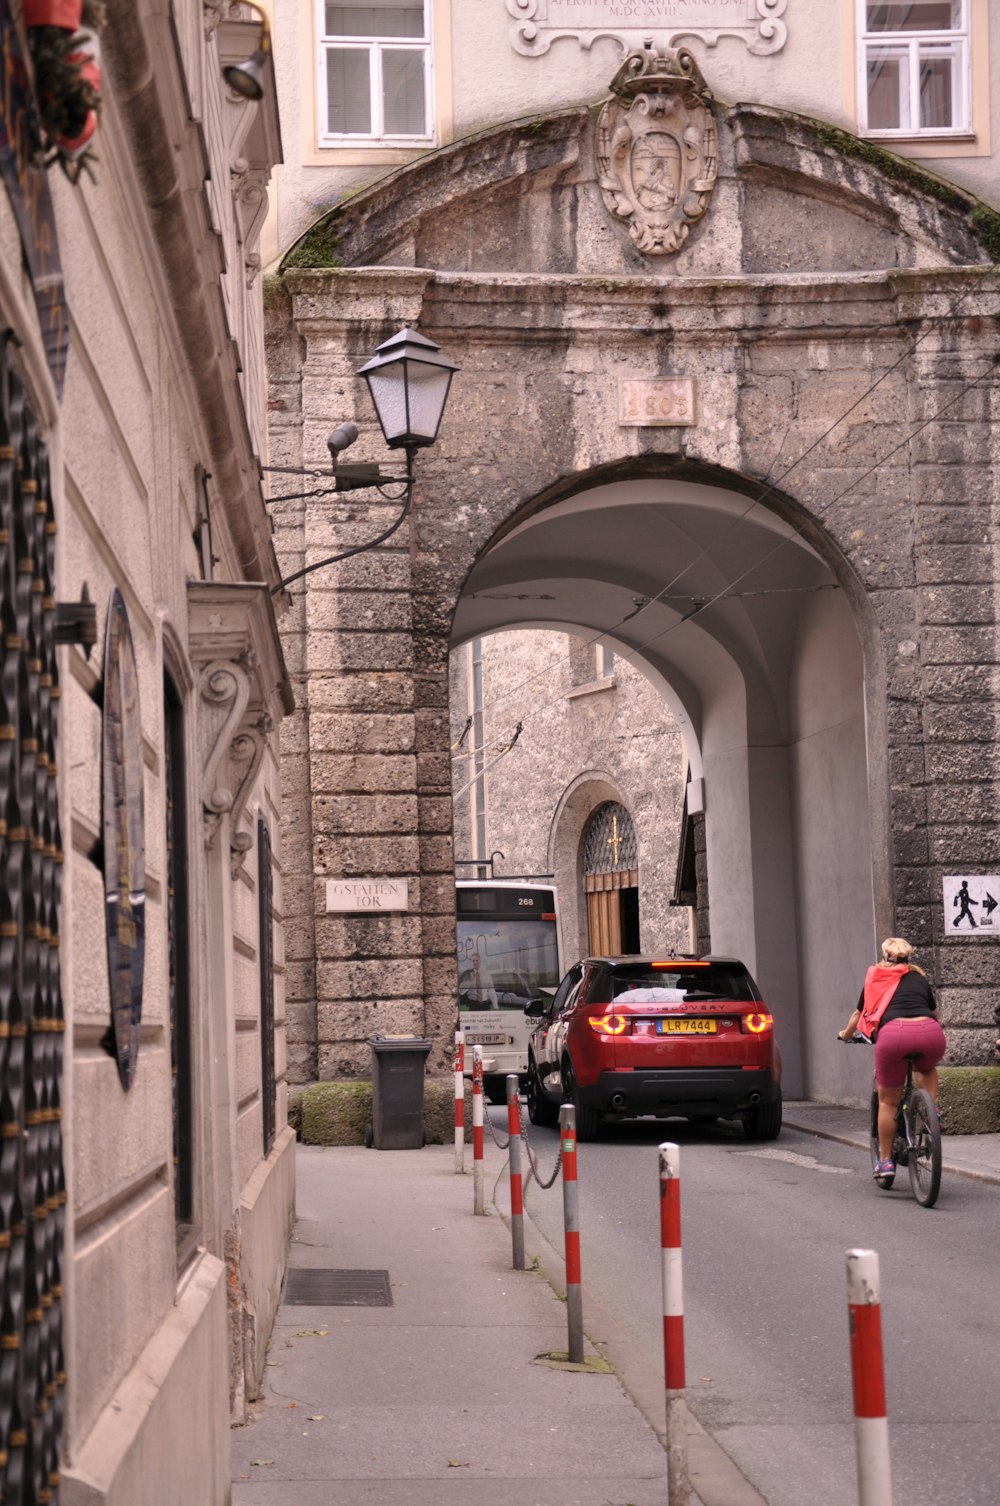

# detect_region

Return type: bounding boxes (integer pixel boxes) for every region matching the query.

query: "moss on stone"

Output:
[301,1081,372,1145]
[423,1080,474,1144]
[300,1078,474,1145]
[282,219,343,270]
[262,272,290,312]
[805,117,1000,261]
[287,1085,306,1140]
[938,1066,1000,1134]
[969,204,1000,264]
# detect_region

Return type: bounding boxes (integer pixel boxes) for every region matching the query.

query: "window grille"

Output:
[0,339,65,1503]
[164,673,193,1236]
[258,818,276,1156]
[583,802,637,875]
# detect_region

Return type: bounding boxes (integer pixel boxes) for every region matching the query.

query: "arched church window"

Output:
[582,803,640,954]
[583,801,637,875]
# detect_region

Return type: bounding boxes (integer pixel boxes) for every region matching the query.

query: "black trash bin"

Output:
[367,1034,433,1149]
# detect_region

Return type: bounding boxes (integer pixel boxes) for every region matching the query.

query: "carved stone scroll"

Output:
[188,582,292,876]
[507,0,788,58]
[596,45,718,256]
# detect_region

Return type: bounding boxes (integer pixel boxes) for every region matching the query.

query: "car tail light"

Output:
[742,1012,774,1034]
[588,1012,630,1036]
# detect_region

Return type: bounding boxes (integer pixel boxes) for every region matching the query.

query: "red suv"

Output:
[525,955,782,1141]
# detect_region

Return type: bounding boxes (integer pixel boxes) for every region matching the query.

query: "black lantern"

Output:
[357,326,458,451]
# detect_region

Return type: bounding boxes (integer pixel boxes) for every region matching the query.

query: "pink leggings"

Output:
[874,1016,946,1089]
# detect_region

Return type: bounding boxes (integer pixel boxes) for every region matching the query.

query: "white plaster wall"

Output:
[270,0,998,255]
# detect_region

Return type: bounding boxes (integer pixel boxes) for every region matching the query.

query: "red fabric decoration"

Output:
[22,0,83,29]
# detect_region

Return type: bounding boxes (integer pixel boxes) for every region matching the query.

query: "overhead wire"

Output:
[462,279,998,725]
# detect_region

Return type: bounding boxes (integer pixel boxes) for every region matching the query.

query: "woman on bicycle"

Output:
[839,937,946,1179]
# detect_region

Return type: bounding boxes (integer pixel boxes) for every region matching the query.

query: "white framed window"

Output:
[318,1,433,145]
[858,2,970,136]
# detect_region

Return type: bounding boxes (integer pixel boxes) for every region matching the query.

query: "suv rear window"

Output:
[594,962,761,1004]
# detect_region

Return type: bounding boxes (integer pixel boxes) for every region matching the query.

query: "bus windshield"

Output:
[457,919,560,1012]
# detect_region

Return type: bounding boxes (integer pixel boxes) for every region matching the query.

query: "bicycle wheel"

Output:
[869,1087,894,1188]
[905,1088,941,1207]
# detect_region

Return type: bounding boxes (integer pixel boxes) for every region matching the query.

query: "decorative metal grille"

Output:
[283,1268,391,1307]
[0,339,65,1504]
[257,818,275,1156]
[583,801,637,874]
[164,675,192,1230]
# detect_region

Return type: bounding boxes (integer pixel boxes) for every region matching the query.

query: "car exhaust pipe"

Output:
[748,1092,761,1106]
[610,1092,626,1111]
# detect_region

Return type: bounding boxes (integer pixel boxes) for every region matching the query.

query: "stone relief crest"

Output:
[596,45,718,256]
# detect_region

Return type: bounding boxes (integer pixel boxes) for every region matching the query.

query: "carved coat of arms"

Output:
[596,46,718,257]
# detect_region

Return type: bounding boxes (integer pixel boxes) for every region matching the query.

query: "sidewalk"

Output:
[230,1109,1000,1506]
[783,1101,1000,1185]
[230,1134,764,1506]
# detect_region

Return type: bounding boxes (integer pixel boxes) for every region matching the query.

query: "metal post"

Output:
[659,1142,689,1506]
[472,1046,484,1215]
[454,1030,465,1174]
[559,1103,584,1363]
[506,1074,525,1270]
[846,1248,893,1506]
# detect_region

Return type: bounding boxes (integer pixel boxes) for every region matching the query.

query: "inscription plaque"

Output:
[507,0,788,57]
[326,878,410,913]
[620,377,695,426]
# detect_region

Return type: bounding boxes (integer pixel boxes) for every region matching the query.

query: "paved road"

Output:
[506,1110,1000,1506]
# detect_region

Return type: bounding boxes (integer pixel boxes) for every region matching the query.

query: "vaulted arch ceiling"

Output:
[450,476,847,756]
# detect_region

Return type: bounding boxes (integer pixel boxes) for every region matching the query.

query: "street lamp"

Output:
[358,326,458,453]
[266,326,458,594]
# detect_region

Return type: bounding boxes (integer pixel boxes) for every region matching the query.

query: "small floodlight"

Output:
[222,1,272,103]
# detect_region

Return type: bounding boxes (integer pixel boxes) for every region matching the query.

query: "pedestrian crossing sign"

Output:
[942,875,1000,935]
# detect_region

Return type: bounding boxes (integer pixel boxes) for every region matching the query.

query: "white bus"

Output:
[456,880,562,1103]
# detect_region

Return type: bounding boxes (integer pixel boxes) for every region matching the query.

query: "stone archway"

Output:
[268,100,1000,1106]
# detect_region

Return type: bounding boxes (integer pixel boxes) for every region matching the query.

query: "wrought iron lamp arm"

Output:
[271,447,416,596]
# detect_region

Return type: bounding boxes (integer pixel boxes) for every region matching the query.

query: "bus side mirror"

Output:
[524,998,546,1018]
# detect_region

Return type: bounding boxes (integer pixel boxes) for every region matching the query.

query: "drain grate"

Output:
[283,1268,393,1307]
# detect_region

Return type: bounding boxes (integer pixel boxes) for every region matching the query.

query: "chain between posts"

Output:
[482,1097,510,1150]
[518,1103,563,1190]
[477,1081,563,1187]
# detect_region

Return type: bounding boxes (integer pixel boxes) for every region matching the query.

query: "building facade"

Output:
[449,630,693,965]
[0,2,293,1501]
[266,1,1000,1108]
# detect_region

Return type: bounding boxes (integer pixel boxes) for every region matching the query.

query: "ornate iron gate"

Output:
[0,341,65,1503]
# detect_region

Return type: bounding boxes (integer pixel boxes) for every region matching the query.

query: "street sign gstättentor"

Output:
[942,875,1000,936]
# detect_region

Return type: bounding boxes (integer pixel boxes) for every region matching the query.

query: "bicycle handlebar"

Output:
[837,1033,871,1045]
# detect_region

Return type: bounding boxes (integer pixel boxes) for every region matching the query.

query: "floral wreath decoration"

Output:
[22,0,106,180]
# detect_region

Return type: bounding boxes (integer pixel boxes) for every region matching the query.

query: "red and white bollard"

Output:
[454,1030,465,1174]
[846,1248,893,1506]
[472,1046,484,1214]
[559,1103,584,1363]
[506,1074,525,1270]
[659,1142,689,1506]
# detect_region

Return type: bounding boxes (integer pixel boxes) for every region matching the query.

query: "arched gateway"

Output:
[267,89,1000,1106]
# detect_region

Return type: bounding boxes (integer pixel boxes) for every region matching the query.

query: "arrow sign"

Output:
[983,893,998,919]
